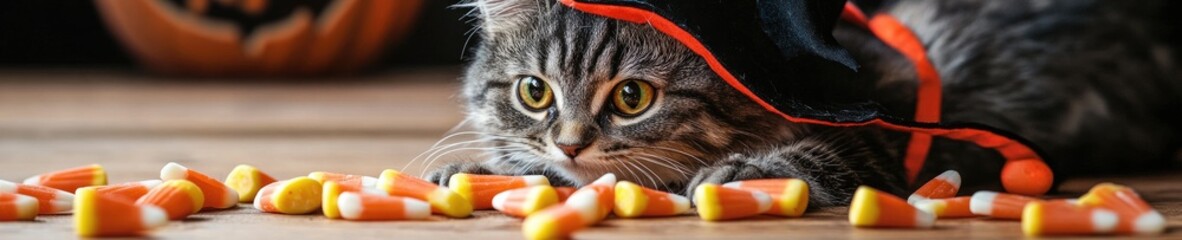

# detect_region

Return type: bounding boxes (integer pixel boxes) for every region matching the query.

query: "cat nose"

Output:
[557,144,587,158]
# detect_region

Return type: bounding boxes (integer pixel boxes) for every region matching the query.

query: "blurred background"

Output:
[0,0,470,71]
[0,0,479,183]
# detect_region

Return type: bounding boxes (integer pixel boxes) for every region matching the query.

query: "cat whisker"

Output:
[642,145,710,168]
[403,138,489,172]
[613,156,644,187]
[414,134,535,169]
[403,131,488,169]
[632,153,693,176]
[420,146,528,174]
[612,155,658,189]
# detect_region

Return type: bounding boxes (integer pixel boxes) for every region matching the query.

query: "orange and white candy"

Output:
[555,187,577,202]
[448,173,550,209]
[1022,201,1120,236]
[613,181,689,218]
[23,164,108,192]
[849,186,935,228]
[0,179,73,214]
[0,192,38,221]
[521,173,616,240]
[74,186,168,237]
[913,196,975,218]
[337,192,431,221]
[322,178,387,219]
[253,177,323,215]
[135,180,204,220]
[377,169,471,218]
[723,178,809,217]
[693,183,772,221]
[160,162,238,209]
[94,180,162,201]
[308,171,379,187]
[1078,183,1165,235]
[908,170,960,204]
[492,186,560,218]
[970,190,1040,220]
[224,164,277,203]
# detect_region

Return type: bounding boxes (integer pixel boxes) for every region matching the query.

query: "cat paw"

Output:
[424,162,494,187]
[684,154,767,198]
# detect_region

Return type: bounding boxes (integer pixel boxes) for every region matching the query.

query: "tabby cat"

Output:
[426,0,1181,206]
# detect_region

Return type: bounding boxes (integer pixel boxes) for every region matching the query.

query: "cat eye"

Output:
[611,79,655,116]
[516,76,554,111]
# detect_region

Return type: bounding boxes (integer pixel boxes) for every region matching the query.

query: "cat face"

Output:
[460,0,797,187]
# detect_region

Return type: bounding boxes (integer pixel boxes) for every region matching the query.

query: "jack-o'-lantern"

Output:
[95,0,423,76]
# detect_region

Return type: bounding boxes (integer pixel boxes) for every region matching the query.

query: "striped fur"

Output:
[428,0,1180,206]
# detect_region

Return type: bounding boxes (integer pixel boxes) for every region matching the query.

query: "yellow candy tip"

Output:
[225,165,263,202]
[1021,201,1043,236]
[693,184,722,221]
[848,186,879,227]
[321,181,342,219]
[522,213,561,240]
[431,190,473,218]
[74,187,99,237]
[271,177,323,214]
[613,181,648,218]
[523,186,559,214]
[448,174,474,204]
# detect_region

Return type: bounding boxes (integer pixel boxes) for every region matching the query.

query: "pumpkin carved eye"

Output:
[517,76,554,111]
[611,80,654,116]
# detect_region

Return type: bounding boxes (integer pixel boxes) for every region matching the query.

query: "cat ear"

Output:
[460,0,542,34]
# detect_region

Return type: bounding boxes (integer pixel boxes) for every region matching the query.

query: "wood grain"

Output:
[0,69,1178,239]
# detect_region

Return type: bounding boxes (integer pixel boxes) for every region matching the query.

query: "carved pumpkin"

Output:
[95,0,423,76]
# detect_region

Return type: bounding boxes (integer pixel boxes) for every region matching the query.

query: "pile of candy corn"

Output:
[845,170,1167,237]
[1,164,1168,238]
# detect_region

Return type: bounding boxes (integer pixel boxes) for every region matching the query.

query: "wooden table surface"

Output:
[0,69,1178,239]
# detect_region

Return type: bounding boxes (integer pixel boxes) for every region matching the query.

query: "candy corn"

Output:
[23,164,107,192]
[1022,201,1119,236]
[377,169,472,218]
[913,196,975,218]
[0,192,38,221]
[613,181,689,218]
[94,180,162,201]
[0,180,73,214]
[75,187,168,237]
[969,191,1040,220]
[908,170,960,204]
[160,162,238,209]
[722,178,809,217]
[1077,183,1165,235]
[136,180,204,220]
[694,183,772,221]
[849,186,935,228]
[337,192,431,221]
[555,187,577,202]
[448,173,550,209]
[522,204,593,240]
[254,177,323,215]
[322,179,388,219]
[492,186,560,218]
[574,174,617,220]
[224,164,277,203]
[308,171,379,187]
[522,174,616,240]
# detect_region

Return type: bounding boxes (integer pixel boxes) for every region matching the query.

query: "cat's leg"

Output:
[424,161,496,186]
[425,159,578,187]
[685,127,907,207]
